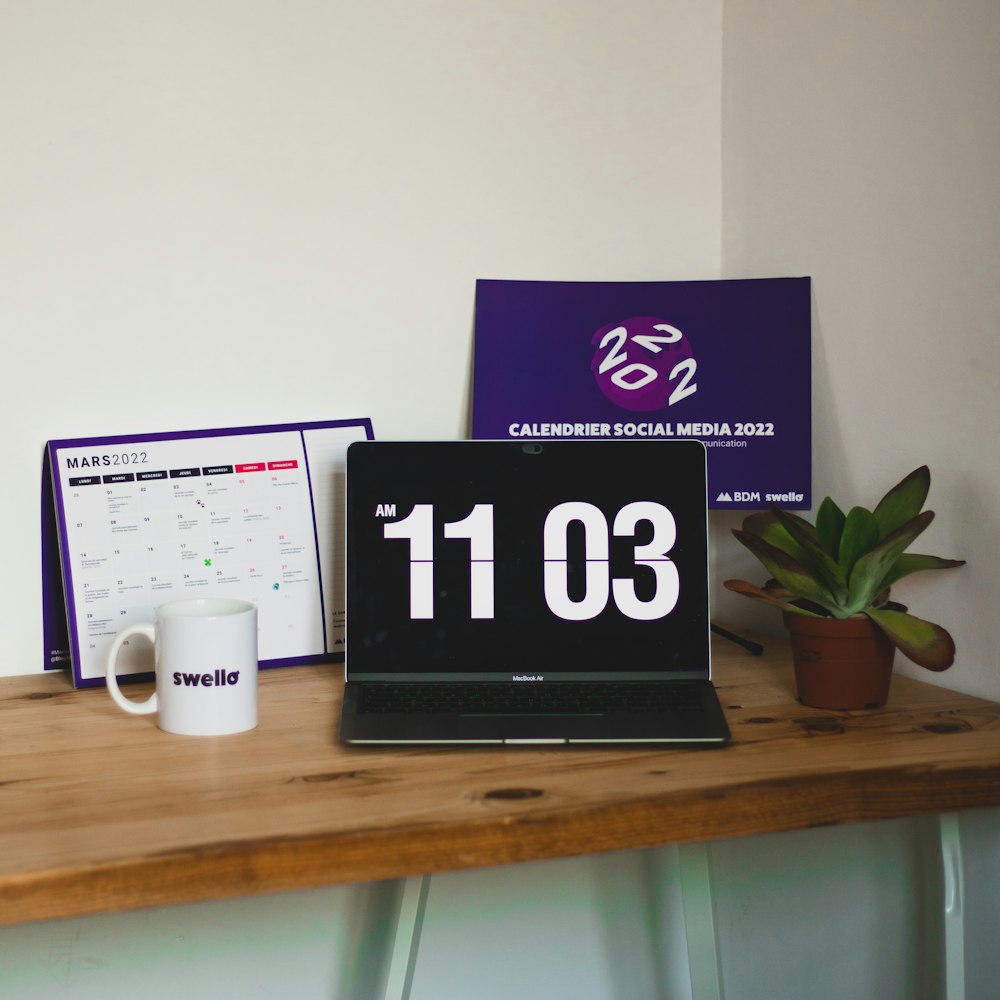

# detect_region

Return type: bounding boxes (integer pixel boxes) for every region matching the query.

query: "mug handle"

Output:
[106,623,157,716]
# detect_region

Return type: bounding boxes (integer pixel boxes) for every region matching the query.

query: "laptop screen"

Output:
[345,440,710,681]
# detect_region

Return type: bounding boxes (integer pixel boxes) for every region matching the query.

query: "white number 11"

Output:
[383,503,495,619]
[382,501,678,623]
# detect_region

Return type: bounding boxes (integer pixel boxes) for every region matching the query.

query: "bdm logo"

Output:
[173,669,241,687]
[591,316,698,412]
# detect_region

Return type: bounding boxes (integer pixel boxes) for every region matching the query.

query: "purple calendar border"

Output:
[43,417,374,687]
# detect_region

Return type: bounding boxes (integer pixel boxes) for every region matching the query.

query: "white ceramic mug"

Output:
[106,598,258,736]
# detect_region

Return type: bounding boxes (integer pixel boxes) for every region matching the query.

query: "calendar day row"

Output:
[67,459,301,486]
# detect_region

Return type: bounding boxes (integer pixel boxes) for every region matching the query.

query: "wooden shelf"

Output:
[2,631,999,926]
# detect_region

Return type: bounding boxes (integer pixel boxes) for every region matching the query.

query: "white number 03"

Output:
[543,501,679,621]
[383,502,678,622]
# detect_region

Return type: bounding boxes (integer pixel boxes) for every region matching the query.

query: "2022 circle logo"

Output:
[591,316,698,412]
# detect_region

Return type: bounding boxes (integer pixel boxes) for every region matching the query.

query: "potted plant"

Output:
[723,466,965,709]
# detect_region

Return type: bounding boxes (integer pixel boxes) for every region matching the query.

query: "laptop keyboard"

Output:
[358,681,703,716]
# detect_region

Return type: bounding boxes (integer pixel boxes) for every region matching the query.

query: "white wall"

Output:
[716,0,1000,701]
[714,2,1000,994]
[2,2,997,999]
[2,0,721,678]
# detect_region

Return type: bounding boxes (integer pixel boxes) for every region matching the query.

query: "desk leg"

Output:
[384,874,431,1000]
[678,842,724,1000]
[940,813,965,1000]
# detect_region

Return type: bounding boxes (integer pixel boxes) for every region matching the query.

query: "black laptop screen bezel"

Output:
[345,440,711,682]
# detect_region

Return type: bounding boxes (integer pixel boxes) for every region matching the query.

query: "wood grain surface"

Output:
[2,630,999,926]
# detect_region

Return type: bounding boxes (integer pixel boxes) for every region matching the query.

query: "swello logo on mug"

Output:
[106,598,258,736]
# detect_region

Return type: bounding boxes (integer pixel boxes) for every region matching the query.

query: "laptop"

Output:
[339,439,730,745]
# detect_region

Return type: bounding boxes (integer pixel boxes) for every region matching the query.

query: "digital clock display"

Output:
[345,440,710,680]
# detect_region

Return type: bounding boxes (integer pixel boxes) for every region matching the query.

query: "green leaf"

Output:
[873,466,930,538]
[740,511,810,565]
[815,497,846,558]
[769,507,848,603]
[731,529,843,615]
[865,607,956,671]
[766,508,820,544]
[845,510,934,614]
[879,553,967,589]
[838,506,880,576]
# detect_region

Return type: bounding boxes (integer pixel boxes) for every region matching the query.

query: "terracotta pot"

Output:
[782,611,896,710]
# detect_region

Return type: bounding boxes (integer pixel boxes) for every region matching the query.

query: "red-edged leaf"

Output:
[769,506,848,602]
[865,607,956,671]
[873,466,930,538]
[731,529,842,614]
[722,578,822,615]
[845,510,934,614]
[879,553,966,588]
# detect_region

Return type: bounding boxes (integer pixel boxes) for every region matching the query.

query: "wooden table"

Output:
[2,629,999,931]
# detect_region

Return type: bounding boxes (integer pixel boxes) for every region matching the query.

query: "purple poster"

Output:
[471,277,811,509]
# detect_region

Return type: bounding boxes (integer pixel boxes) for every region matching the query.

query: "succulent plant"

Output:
[723,466,965,671]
